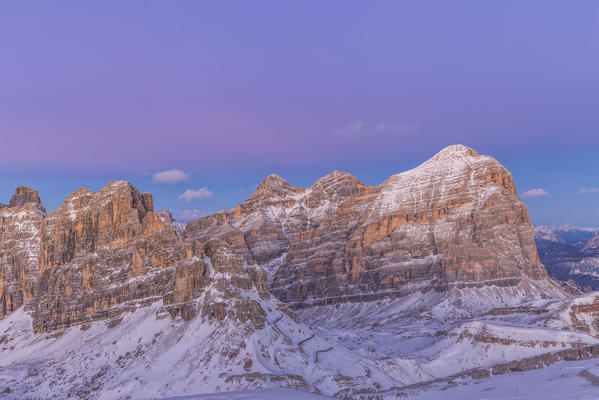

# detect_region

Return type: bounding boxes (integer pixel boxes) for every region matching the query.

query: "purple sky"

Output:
[1,1,598,225]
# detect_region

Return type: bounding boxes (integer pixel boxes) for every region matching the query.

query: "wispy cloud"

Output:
[152,169,190,184]
[331,120,413,138]
[178,188,214,202]
[173,209,211,221]
[521,188,550,198]
[578,187,599,195]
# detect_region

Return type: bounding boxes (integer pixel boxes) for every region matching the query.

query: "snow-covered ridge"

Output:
[542,224,599,233]
[534,225,567,244]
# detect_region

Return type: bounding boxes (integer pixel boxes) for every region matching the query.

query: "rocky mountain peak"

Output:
[257,174,297,193]
[39,181,155,272]
[155,209,175,224]
[265,173,285,182]
[108,180,153,220]
[155,209,186,236]
[243,174,303,209]
[310,170,362,189]
[430,144,480,160]
[186,144,551,307]
[8,185,46,214]
[14,180,271,333]
[1,187,45,318]
[303,170,372,207]
[389,143,517,198]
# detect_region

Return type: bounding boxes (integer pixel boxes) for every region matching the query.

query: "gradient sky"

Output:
[1,1,598,225]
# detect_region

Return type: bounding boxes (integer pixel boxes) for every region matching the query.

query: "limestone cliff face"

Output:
[185,171,371,267]
[29,181,180,331]
[185,145,548,307]
[9,185,46,214]
[155,209,186,236]
[0,187,45,318]
[0,145,548,332]
[19,181,268,333]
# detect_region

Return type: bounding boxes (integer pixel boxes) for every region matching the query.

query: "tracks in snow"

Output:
[272,314,332,363]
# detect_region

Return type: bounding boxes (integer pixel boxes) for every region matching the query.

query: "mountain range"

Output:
[1,145,599,399]
[534,224,599,290]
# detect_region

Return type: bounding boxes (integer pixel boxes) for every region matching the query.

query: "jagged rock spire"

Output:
[9,185,46,214]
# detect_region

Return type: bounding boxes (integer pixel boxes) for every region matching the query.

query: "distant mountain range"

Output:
[534,225,599,290]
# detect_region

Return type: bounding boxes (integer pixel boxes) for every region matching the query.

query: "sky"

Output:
[0,1,598,225]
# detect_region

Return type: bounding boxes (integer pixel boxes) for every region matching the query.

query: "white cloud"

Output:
[178,188,214,202]
[173,209,211,221]
[331,120,413,137]
[578,188,599,195]
[152,169,190,184]
[521,188,550,198]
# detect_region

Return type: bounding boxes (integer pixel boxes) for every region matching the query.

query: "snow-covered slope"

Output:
[0,298,385,399]
[403,357,599,400]
[300,282,597,362]
[166,388,333,399]
[3,289,599,399]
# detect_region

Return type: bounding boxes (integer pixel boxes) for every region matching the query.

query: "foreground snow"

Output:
[1,282,599,399]
[165,388,332,399]
[405,358,599,399]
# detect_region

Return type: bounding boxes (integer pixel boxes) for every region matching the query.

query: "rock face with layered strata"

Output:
[185,172,371,269]
[9,185,46,214]
[0,187,45,317]
[155,209,186,236]
[26,181,268,333]
[185,145,548,307]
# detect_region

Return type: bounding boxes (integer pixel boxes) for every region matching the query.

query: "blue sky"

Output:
[1,1,598,225]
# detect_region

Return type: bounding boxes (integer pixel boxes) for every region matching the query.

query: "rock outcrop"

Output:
[29,181,187,331]
[0,187,45,318]
[155,209,186,236]
[185,145,549,307]
[9,185,46,214]
[2,181,270,333]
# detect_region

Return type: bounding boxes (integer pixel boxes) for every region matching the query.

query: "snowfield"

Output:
[2,281,599,399]
[404,358,599,399]
[165,388,333,399]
